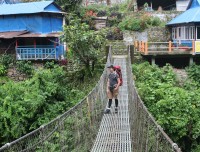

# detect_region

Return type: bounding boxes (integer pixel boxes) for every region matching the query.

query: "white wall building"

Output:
[176,0,190,11]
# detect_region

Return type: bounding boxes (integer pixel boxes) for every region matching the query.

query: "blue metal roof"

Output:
[167,7,200,25]
[0,1,61,15]
[187,0,200,9]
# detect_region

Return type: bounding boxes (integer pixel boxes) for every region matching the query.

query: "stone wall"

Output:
[6,63,43,82]
[7,67,27,81]
[147,27,170,42]
[123,27,171,44]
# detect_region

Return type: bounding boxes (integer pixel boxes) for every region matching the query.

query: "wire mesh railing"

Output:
[0,43,182,152]
[126,46,182,152]
[0,47,113,152]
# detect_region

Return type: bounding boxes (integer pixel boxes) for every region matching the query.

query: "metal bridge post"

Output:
[130,45,134,64]
[87,97,92,127]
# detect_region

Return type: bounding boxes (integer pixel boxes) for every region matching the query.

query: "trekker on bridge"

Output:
[104,65,121,114]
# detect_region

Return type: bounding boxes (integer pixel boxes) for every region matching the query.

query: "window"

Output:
[185,27,189,39]
[172,28,176,39]
[190,26,195,39]
[172,26,195,40]
[197,26,200,40]
[177,27,181,39]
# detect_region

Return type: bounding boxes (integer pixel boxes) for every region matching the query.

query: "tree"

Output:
[56,0,82,12]
[63,18,106,76]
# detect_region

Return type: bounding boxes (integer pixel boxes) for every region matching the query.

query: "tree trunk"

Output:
[183,136,192,152]
[85,59,92,76]
[92,60,95,72]
[106,0,111,5]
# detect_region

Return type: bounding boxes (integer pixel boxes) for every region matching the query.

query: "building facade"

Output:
[167,0,200,53]
[0,1,65,60]
[176,0,190,11]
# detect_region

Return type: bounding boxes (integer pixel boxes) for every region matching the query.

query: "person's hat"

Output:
[107,65,114,68]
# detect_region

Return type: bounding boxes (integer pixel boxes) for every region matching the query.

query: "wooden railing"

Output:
[134,41,195,55]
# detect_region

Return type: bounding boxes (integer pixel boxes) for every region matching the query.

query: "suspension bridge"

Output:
[0,42,181,152]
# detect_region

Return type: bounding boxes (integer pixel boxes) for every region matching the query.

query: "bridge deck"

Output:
[91,57,132,152]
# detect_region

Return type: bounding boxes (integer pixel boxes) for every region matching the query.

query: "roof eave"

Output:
[0,11,65,16]
[44,1,64,12]
[166,22,197,26]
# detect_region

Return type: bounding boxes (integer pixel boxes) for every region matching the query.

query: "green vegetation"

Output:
[133,62,200,152]
[80,3,128,17]
[0,62,104,146]
[0,65,7,76]
[16,61,34,76]
[0,54,14,69]
[0,54,14,76]
[81,3,165,32]
[0,7,107,147]
[63,17,106,76]
[119,14,162,32]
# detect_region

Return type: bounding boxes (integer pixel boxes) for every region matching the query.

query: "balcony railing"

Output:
[134,41,195,55]
[16,45,57,60]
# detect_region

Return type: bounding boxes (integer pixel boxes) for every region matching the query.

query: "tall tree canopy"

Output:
[56,0,82,11]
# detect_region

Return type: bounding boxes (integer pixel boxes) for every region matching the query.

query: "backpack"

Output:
[114,65,123,86]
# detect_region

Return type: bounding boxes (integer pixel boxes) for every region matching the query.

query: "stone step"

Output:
[112,49,127,52]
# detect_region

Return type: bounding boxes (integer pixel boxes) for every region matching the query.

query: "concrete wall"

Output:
[176,0,190,11]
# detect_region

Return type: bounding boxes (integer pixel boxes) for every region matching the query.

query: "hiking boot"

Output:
[115,107,118,113]
[104,108,111,114]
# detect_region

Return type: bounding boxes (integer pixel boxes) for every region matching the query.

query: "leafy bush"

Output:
[106,27,123,40]
[192,145,200,152]
[0,65,102,146]
[119,15,162,31]
[186,64,200,86]
[56,0,82,12]
[16,61,34,76]
[151,17,162,26]
[0,64,7,76]
[44,61,56,69]
[119,16,142,31]
[133,62,200,152]
[0,54,14,69]
[80,4,124,28]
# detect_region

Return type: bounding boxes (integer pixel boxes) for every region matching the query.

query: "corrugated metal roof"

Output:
[167,6,200,25]
[0,1,61,15]
[0,31,28,38]
[187,0,200,9]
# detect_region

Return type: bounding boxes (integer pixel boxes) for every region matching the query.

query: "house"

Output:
[167,0,200,53]
[135,0,189,11]
[136,0,174,10]
[176,0,190,11]
[0,1,65,60]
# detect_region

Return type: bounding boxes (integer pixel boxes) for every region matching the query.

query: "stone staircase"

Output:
[108,41,127,56]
